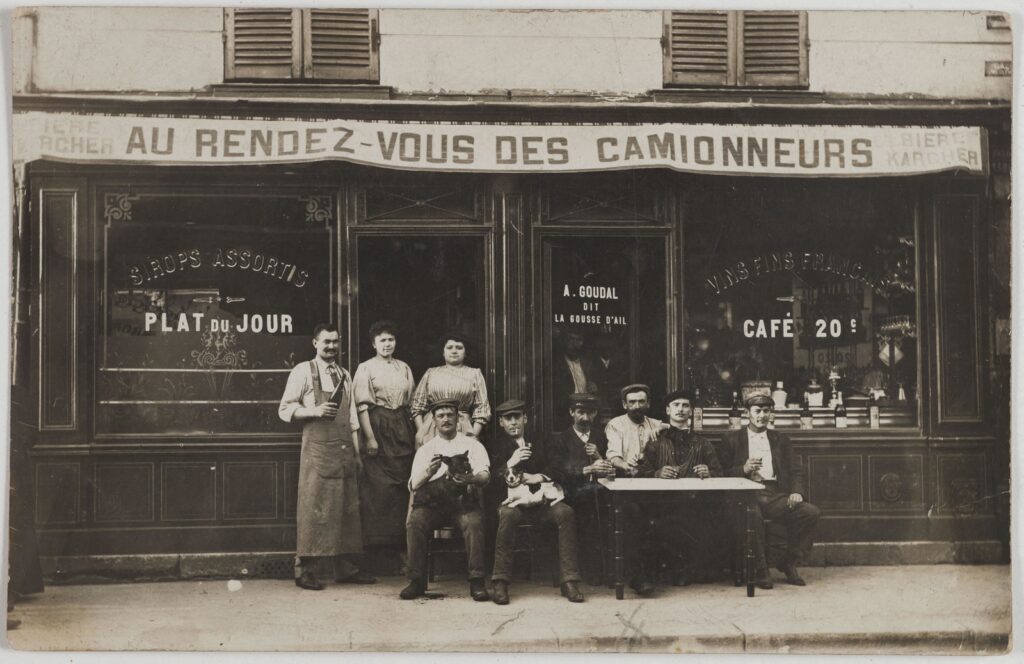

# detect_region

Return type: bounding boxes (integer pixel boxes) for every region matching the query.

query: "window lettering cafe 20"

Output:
[12,106,1008,568]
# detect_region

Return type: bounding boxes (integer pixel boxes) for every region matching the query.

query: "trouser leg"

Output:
[457,508,486,580]
[331,555,360,581]
[539,502,581,584]
[760,496,821,564]
[621,498,651,581]
[406,506,444,581]
[491,506,522,582]
[294,556,318,579]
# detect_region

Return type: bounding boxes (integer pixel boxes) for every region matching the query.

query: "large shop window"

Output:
[98,192,334,436]
[684,180,919,429]
[225,8,379,82]
[544,236,668,430]
[664,10,808,88]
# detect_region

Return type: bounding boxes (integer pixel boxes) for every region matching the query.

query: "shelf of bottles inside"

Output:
[689,373,915,431]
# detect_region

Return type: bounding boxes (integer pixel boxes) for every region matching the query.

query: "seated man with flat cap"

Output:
[553,393,614,585]
[402,399,491,601]
[636,389,723,585]
[490,399,584,605]
[719,393,820,589]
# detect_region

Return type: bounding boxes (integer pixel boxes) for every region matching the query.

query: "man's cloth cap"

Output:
[496,399,527,416]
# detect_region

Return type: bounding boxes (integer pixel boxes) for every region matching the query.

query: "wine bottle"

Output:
[728,391,742,429]
[692,387,703,431]
[869,393,880,429]
[800,398,813,429]
[834,390,848,429]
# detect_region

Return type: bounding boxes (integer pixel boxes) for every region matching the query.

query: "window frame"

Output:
[663,10,808,89]
[224,8,380,83]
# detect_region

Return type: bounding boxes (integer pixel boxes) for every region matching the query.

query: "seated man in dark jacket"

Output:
[552,393,614,585]
[719,394,820,588]
[490,399,584,605]
[637,389,723,586]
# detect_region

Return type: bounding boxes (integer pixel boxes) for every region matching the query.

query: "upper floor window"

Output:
[225,8,379,82]
[664,11,807,88]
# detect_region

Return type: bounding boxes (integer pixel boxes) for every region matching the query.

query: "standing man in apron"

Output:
[279,323,377,590]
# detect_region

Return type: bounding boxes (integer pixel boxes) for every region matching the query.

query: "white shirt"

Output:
[278,359,359,430]
[746,428,776,480]
[573,428,590,443]
[409,433,490,491]
[605,415,668,467]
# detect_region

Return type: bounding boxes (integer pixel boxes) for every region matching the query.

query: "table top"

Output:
[597,477,764,492]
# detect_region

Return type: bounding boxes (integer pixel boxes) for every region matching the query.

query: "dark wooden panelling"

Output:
[808,455,863,512]
[34,462,80,525]
[936,453,990,516]
[933,195,983,424]
[224,462,278,520]
[39,189,77,430]
[161,462,217,521]
[94,463,155,523]
[284,461,300,519]
[868,454,925,511]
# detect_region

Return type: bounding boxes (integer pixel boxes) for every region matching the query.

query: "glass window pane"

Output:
[683,180,918,428]
[545,236,667,431]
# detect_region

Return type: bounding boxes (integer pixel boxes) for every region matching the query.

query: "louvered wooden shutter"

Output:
[303,8,379,81]
[226,8,302,79]
[664,11,807,88]
[738,11,807,87]
[664,11,736,86]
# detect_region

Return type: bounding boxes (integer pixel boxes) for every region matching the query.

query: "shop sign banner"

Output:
[13,111,987,177]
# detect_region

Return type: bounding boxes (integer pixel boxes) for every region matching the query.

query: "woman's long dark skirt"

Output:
[360,406,415,548]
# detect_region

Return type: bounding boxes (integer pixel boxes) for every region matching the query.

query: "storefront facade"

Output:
[9,9,1012,574]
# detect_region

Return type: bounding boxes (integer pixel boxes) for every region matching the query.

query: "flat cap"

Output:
[619,383,651,400]
[495,399,527,416]
[744,394,774,408]
[663,389,694,406]
[569,393,600,410]
[428,399,460,413]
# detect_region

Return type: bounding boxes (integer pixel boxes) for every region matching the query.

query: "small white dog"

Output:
[501,468,565,508]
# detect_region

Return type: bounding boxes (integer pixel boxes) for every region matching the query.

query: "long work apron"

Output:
[295,361,363,557]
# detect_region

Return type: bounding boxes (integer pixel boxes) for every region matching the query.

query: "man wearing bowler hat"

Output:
[490,399,584,604]
[401,399,491,601]
[719,393,820,588]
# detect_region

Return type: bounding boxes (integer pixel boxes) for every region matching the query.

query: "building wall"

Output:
[12,8,1013,100]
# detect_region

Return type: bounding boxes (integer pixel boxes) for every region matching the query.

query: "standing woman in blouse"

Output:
[411,333,491,447]
[353,320,417,548]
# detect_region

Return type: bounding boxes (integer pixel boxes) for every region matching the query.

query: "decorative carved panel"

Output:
[936,453,989,516]
[39,189,78,430]
[808,455,864,512]
[868,454,924,511]
[224,462,278,520]
[161,462,217,521]
[94,463,155,523]
[362,179,480,222]
[542,174,662,223]
[34,462,80,525]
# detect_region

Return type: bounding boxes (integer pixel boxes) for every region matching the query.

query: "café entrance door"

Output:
[536,232,673,434]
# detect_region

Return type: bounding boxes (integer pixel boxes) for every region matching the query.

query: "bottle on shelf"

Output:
[897,383,907,403]
[869,392,881,429]
[800,398,813,429]
[772,381,788,409]
[834,390,848,429]
[728,390,742,429]
[692,387,703,431]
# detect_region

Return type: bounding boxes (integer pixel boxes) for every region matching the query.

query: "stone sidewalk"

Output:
[4,565,1012,655]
